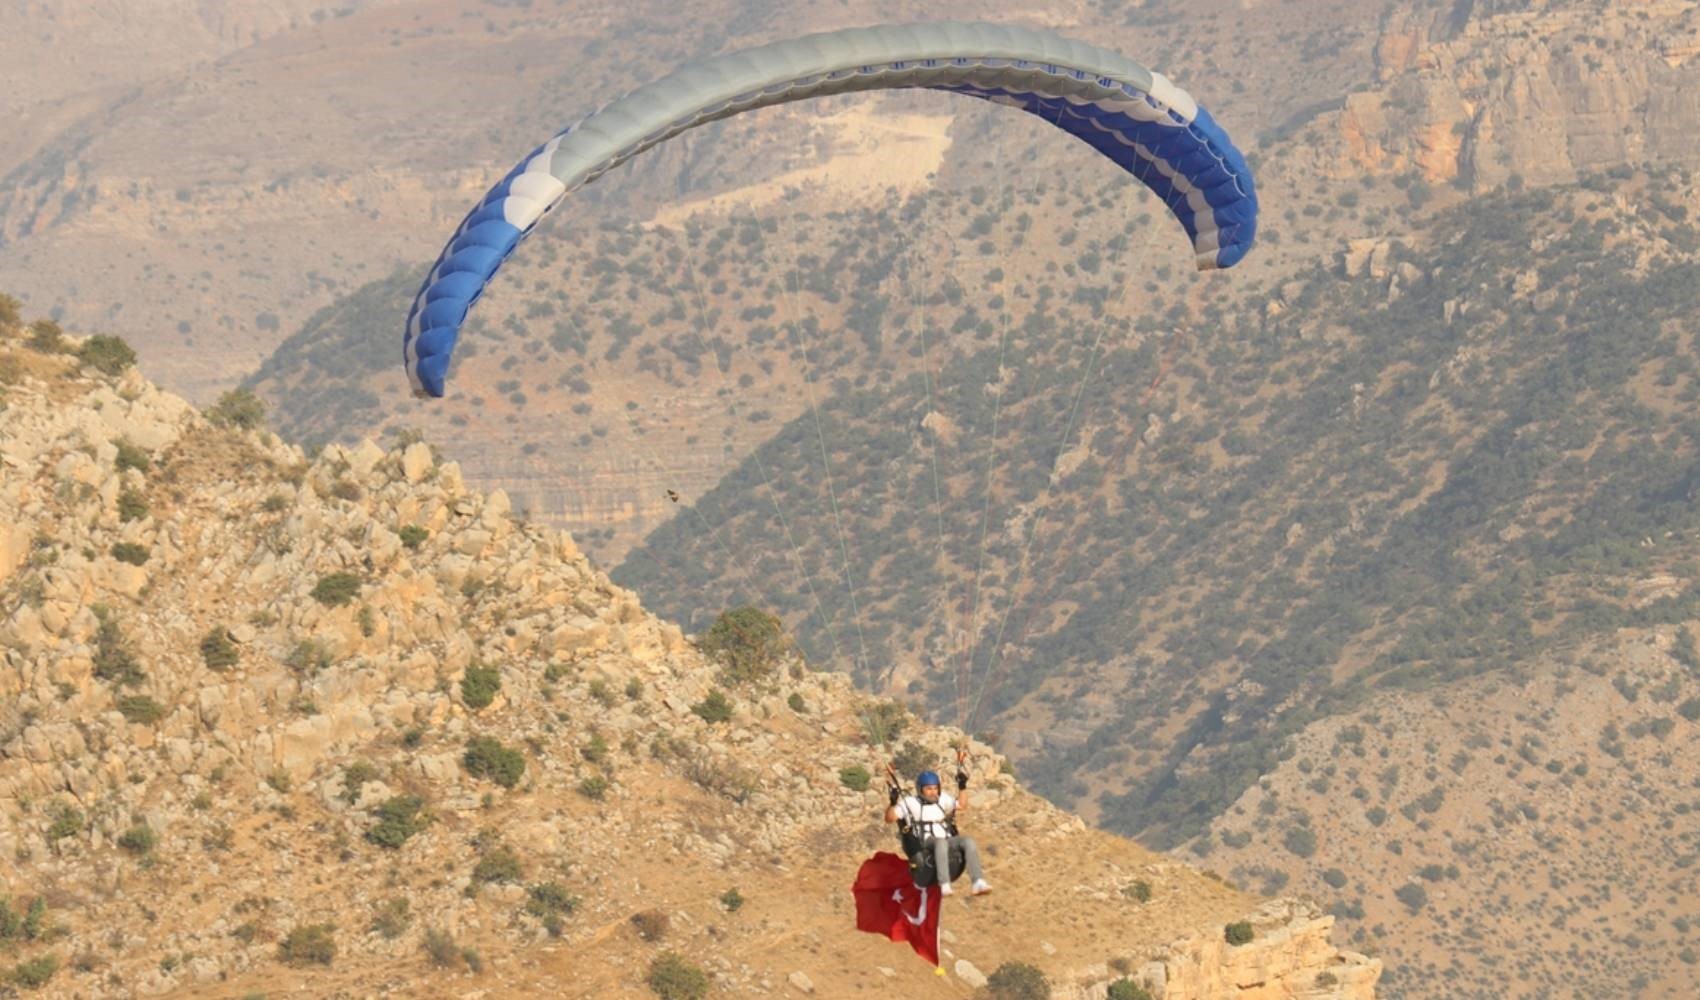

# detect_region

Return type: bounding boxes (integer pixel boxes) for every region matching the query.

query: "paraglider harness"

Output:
[885,753,969,890]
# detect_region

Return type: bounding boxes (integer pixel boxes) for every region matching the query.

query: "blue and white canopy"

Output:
[405,21,1259,397]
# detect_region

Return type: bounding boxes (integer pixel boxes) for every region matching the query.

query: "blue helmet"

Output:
[916,770,941,792]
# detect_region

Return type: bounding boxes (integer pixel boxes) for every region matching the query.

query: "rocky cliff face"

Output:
[0,323,1374,996]
[1326,0,1700,191]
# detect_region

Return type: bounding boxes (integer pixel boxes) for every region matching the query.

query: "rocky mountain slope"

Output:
[1204,628,1700,998]
[0,321,1377,997]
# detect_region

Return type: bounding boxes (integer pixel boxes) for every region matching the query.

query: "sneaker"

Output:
[971,880,993,896]
[938,882,953,896]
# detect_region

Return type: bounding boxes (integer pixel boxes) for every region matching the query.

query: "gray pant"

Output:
[930,834,984,884]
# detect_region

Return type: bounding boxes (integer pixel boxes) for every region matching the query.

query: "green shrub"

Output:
[1394,883,1428,913]
[25,320,65,353]
[117,824,156,854]
[341,761,378,802]
[858,701,907,745]
[691,689,733,724]
[113,439,150,473]
[1282,826,1317,859]
[0,293,20,331]
[310,572,362,607]
[20,899,43,940]
[285,638,331,675]
[891,740,932,779]
[117,695,165,725]
[398,525,429,549]
[208,387,266,430]
[787,691,806,713]
[839,765,871,792]
[200,628,238,670]
[1122,879,1152,903]
[462,737,525,789]
[577,775,609,800]
[117,487,149,521]
[1679,697,1700,723]
[1224,921,1255,946]
[719,888,743,912]
[526,882,579,920]
[460,664,501,710]
[278,923,336,966]
[367,795,429,849]
[471,846,523,884]
[647,952,709,1000]
[10,953,59,989]
[1107,978,1154,1000]
[1321,868,1349,889]
[986,961,1050,1000]
[46,804,83,842]
[370,898,411,939]
[697,606,791,685]
[261,492,290,513]
[631,909,670,941]
[91,606,143,685]
[77,335,136,375]
[423,927,459,968]
[110,542,149,566]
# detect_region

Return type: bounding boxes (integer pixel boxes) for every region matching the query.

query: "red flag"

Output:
[852,851,941,967]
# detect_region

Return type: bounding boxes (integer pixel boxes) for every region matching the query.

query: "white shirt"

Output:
[897,792,957,841]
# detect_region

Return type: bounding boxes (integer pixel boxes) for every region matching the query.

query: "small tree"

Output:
[207,386,266,430]
[696,606,791,685]
[838,765,872,791]
[116,695,164,725]
[10,954,59,989]
[116,488,149,522]
[310,572,362,607]
[367,795,429,849]
[423,927,460,968]
[1107,978,1154,1000]
[691,689,733,724]
[200,628,238,670]
[91,606,143,685]
[471,845,524,885]
[1224,921,1255,946]
[463,737,525,789]
[986,961,1050,1000]
[25,320,65,353]
[77,335,136,376]
[647,952,709,1000]
[1394,883,1428,913]
[370,898,412,939]
[113,439,150,473]
[46,805,83,842]
[1282,826,1317,859]
[460,664,501,710]
[278,923,336,966]
[631,909,670,942]
[399,524,429,549]
[110,542,149,566]
[117,824,157,855]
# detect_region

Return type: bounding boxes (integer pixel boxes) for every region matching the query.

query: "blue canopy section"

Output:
[405,22,1258,398]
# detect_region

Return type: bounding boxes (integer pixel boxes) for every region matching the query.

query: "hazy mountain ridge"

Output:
[0,0,1406,400]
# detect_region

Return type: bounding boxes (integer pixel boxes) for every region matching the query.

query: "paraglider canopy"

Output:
[403,20,1258,398]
